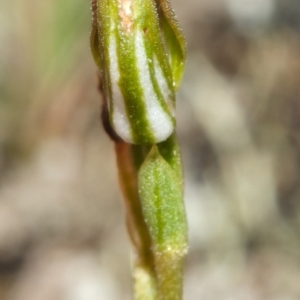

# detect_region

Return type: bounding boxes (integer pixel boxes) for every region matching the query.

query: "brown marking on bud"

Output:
[118,0,133,33]
[98,76,123,143]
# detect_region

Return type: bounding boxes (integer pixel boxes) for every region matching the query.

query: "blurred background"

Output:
[1,0,300,299]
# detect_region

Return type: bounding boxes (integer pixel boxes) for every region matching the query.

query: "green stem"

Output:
[115,142,157,299]
[138,135,188,300]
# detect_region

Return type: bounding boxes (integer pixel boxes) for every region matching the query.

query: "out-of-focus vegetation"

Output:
[1,0,300,299]
[0,0,95,158]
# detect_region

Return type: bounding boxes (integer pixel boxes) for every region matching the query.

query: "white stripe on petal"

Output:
[109,36,132,142]
[135,31,174,143]
[154,57,174,116]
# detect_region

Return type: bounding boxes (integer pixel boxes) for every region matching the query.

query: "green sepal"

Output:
[157,133,183,189]
[138,145,187,251]
[157,0,187,90]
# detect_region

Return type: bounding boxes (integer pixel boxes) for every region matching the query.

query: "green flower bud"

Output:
[91,0,186,144]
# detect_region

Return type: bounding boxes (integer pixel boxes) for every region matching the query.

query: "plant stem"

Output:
[115,141,157,299]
